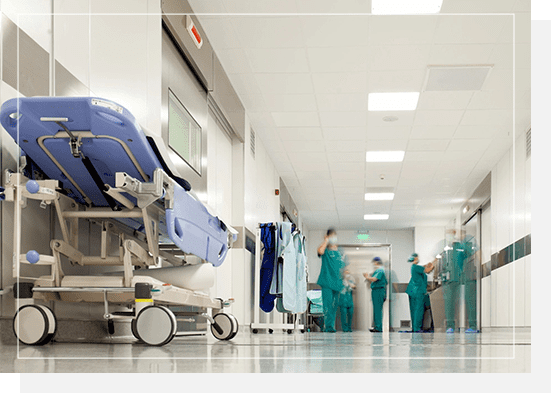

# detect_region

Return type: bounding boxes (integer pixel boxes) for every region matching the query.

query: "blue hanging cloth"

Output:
[259,223,277,312]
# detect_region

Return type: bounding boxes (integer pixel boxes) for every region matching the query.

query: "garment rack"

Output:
[251,225,305,334]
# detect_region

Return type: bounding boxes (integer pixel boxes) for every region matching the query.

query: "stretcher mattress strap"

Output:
[80,155,121,211]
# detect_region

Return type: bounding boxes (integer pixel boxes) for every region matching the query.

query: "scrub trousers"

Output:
[465,279,477,329]
[340,306,353,332]
[408,293,425,332]
[321,287,339,332]
[443,281,459,329]
[371,288,386,332]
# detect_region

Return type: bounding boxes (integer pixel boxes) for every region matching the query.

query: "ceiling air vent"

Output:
[526,128,531,159]
[423,65,492,91]
[250,128,256,159]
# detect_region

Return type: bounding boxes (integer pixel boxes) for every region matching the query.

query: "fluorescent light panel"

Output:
[372,0,443,15]
[364,214,389,220]
[366,151,405,162]
[365,192,395,201]
[368,92,420,111]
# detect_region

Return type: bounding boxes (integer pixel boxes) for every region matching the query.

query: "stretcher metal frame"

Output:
[4,164,238,346]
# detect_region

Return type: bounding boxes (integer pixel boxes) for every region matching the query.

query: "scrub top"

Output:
[317,249,345,292]
[406,264,427,296]
[371,267,387,290]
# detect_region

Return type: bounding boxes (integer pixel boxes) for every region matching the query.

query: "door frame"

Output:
[339,243,392,332]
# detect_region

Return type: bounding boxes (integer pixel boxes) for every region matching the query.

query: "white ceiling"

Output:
[189,0,531,230]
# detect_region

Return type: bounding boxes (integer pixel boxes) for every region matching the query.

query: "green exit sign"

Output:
[357,234,370,240]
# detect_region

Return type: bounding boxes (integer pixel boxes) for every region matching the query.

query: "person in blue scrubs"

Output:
[317,228,345,333]
[406,253,435,333]
[338,269,356,332]
[363,257,387,332]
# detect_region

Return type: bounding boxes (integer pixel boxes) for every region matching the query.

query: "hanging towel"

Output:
[259,223,277,312]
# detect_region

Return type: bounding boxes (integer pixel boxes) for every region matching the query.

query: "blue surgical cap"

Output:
[408,257,415,262]
[373,257,381,262]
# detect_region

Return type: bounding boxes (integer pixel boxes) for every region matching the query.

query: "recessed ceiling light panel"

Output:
[365,193,395,201]
[364,214,390,220]
[368,92,420,111]
[372,0,443,15]
[366,151,405,162]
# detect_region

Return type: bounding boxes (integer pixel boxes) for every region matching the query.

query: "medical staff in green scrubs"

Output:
[338,269,356,332]
[317,228,345,333]
[406,253,435,332]
[443,235,479,333]
[363,257,387,332]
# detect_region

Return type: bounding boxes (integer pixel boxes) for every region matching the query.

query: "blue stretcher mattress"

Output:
[0,97,229,266]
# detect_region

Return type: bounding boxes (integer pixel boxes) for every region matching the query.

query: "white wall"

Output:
[489,131,531,328]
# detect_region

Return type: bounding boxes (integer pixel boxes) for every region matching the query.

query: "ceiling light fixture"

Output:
[366,151,405,162]
[368,92,420,111]
[372,0,444,15]
[365,193,395,201]
[364,214,389,220]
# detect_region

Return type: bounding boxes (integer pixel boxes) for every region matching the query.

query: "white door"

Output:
[207,111,233,303]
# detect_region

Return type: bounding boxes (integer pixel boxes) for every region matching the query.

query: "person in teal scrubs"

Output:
[406,253,435,332]
[317,228,345,333]
[338,269,356,332]
[363,257,387,332]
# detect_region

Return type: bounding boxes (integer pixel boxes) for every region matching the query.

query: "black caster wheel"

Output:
[252,329,258,334]
[107,319,115,335]
[131,319,141,341]
[211,313,238,341]
[268,329,274,334]
[13,304,57,346]
[135,305,176,346]
[301,329,306,334]
[287,329,293,334]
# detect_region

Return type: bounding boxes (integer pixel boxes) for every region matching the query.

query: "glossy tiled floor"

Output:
[0,331,530,373]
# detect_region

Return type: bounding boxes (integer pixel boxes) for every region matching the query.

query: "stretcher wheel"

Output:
[252,329,258,334]
[13,305,57,346]
[131,319,141,341]
[268,329,273,334]
[135,305,176,346]
[211,313,238,341]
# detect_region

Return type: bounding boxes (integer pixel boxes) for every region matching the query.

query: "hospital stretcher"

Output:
[0,97,239,346]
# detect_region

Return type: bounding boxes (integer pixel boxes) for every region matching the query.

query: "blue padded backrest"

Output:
[0,97,164,207]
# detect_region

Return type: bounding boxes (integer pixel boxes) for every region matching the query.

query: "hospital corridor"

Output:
[0,0,542,386]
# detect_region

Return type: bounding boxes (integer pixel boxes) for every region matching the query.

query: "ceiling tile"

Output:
[407,139,450,151]
[216,48,255,74]
[409,125,457,139]
[368,45,432,71]
[198,18,240,49]
[454,125,503,139]
[414,110,464,126]
[307,47,369,72]
[254,73,314,94]
[296,171,332,180]
[262,94,318,112]
[367,111,416,127]
[319,111,367,127]
[282,139,325,152]
[330,162,366,172]
[447,139,493,151]
[327,151,366,163]
[287,151,328,163]
[460,110,513,126]
[366,126,412,140]
[468,90,513,110]
[323,127,369,140]
[367,15,438,45]
[429,44,493,64]
[246,48,310,73]
[331,171,365,180]
[404,151,446,162]
[367,69,426,92]
[271,112,320,127]
[417,91,474,110]
[276,127,323,141]
[301,15,370,47]
[316,94,367,112]
[326,140,368,152]
[433,15,508,44]
[365,139,408,151]
[230,17,305,48]
[299,179,334,189]
[293,161,329,172]
[440,150,484,162]
[312,72,368,94]
[221,0,298,13]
